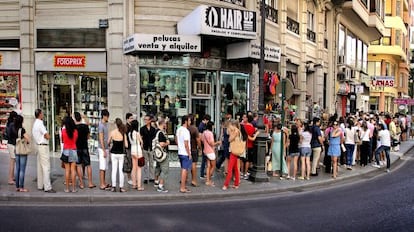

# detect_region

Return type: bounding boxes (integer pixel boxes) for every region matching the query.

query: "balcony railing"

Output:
[307,29,316,42]
[287,17,299,34]
[265,5,278,24]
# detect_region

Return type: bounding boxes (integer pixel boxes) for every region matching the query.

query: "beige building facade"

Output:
[0,0,389,150]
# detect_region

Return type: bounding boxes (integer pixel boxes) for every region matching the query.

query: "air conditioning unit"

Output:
[193,82,211,96]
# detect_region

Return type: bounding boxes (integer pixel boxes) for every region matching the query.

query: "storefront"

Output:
[35,52,107,152]
[124,5,257,136]
[0,51,21,149]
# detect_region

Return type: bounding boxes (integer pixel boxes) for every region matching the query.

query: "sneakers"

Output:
[157,186,168,193]
[386,169,390,173]
[154,181,160,188]
[372,164,381,169]
[243,174,249,180]
[297,176,305,180]
[347,166,353,170]
[44,189,56,193]
[127,180,133,185]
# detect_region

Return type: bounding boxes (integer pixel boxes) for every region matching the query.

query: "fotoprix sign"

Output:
[54,55,86,68]
[123,34,201,54]
[178,5,256,40]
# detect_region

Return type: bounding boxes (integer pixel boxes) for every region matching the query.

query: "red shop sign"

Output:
[54,55,86,68]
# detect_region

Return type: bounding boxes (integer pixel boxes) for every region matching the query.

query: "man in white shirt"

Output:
[32,109,56,193]
[176,115,192,193]
[372,124,391,172]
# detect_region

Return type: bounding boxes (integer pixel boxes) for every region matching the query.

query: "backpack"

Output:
[152,130,167,163]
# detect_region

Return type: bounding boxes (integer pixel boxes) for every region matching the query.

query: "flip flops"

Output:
[179,189,191,193]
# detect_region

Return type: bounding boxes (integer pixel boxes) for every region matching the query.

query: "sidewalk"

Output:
[1,140,413,203]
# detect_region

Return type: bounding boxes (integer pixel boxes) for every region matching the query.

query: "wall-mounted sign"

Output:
[0,51,20,70]
[371,76,394,87]
[35,52,106,72]
[227,41,281,62]
[123,34,201,54]
[393,98,414,105]
[178,5,256,40]
[54,55,86,68]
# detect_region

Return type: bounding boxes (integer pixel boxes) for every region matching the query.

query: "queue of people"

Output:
[3,109,410,194]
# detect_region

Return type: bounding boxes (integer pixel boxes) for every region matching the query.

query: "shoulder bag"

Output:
[123,133,132,173]
[16,128,31,155]
[230,129,246,156]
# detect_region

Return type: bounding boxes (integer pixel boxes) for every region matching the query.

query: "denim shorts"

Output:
[178,155,192,170]
[300,147,312,157]
[62,149,78,163]
[289,152,300,156]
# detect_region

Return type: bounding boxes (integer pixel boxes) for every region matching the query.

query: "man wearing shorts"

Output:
[98,109,110,190]
[176,115,192,193]
[74,112,95,188]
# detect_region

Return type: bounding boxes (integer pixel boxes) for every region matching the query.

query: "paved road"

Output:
[0,149,413,231]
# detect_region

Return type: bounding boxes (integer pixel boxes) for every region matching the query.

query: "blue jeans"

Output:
[345,144,355,166]
[15,154,28,188]
[375,145,390,168]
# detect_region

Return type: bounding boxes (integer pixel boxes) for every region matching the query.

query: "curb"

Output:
[1,142,413,204]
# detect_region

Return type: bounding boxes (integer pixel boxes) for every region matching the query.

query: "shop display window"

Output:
[37,72,107,152]
[139,68,188,135]
[0,72,21,148]
[220,71,249,119]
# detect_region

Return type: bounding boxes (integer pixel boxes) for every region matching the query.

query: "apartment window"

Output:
[368,61,381,76]
[338,25,346,58]
[346,31,357,67]
[307,11,315,42]
[384,0,392,16]
[264,0,278,23]
[357,40,363,70]
[287,0,298,20]
[396,0,401,17]
[382,37,391,45]
[395,30,401,47]
[362,43,368,72]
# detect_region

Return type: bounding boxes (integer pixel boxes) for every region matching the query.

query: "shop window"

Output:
[0,72,20,148]
[37,72,107,152]
[139,68,188,135]
[220,72,249,119]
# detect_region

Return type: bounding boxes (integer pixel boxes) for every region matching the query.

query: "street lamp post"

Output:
[249,0,270,182]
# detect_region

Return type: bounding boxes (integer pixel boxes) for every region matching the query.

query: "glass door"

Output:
[191,70,216,128]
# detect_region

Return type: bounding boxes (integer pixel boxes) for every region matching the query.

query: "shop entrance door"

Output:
[192,99,214,128]
[51,82,76,152]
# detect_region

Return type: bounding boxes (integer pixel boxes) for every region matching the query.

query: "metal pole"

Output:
[280,79,286,175]
[250,0,269,182]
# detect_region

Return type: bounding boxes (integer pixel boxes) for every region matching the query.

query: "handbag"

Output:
[123,134,132,173]
[138,156,145,167]
[15,128,31,155]
[354,131,362,145]
[60,152,69,163]
[230,130,246,156]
